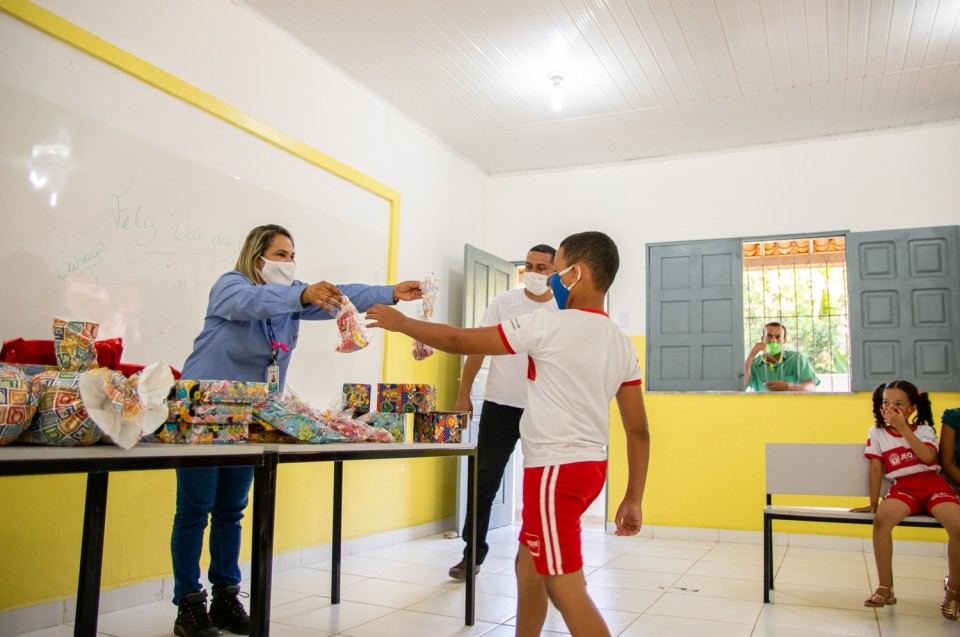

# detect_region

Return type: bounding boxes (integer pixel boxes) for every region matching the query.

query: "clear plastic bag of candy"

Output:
[412,273,440,360]
[335,295,371,353]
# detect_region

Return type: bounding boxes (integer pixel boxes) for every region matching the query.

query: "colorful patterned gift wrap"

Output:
[366,412,405,443]
[53,318,99,372]
[149,422,248,444]
[376,383,437,414]
[19,370,102,446]
[170,379,269,403]
[0,367,37,445]
[413,411,466,443]
[165,400,254,425]
[342,383,371,416]
[248,418,297,443]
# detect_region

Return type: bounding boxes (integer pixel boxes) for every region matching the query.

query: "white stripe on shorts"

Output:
[538,465,563,575]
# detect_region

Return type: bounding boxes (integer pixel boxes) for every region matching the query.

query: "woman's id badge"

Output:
[266,364,280,393]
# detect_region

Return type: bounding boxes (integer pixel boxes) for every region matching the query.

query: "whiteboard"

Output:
[0,13,390,404]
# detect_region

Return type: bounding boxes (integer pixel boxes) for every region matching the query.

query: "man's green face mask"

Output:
[766,341,782,357]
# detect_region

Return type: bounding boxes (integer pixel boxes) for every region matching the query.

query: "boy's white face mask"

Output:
[522,271,550,296]
[259,255,296,286]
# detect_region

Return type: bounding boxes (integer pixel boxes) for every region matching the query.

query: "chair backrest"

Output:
[765,443,885,497]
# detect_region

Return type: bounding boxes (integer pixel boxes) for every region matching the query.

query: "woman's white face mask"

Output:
[522,271,550,296]
[259,255,296,286]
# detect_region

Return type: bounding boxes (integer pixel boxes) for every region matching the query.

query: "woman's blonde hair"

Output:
[235,224,294,284]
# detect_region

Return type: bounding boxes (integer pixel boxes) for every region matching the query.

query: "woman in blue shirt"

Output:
[171,224,421,637]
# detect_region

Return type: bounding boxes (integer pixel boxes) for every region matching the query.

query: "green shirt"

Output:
[747,350,820,391]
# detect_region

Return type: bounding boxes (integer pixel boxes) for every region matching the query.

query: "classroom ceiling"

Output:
[239,0,960,174]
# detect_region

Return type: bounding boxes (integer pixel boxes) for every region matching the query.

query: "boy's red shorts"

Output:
[518,460,606,576]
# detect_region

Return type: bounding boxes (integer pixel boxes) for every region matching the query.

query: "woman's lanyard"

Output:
[265,319,287,393]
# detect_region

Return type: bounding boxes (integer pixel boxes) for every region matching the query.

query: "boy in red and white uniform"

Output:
[367,231,651,637]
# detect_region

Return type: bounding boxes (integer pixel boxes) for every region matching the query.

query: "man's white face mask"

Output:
[259,255,296,286]
[523,271,550,296]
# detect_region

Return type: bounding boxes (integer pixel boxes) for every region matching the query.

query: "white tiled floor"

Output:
[13,525,959,636]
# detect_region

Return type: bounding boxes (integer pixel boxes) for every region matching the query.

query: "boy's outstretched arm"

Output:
[613,383,651,536]
[366,304,509,356]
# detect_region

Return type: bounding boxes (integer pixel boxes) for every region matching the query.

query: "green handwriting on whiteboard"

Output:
[172,211,232,248]
[111,174,157,246]
[53,241,108,284]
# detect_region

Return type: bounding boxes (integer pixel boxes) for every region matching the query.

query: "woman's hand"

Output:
[366,304,406,331]
[393,281,423,302]
[850,504,878,513]
[300,281,343,313]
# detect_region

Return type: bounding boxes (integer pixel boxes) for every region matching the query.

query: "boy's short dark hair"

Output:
[529,244,556,260]
[559,231,618,292]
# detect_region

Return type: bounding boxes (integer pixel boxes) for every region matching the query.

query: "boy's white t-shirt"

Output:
[497,307,642,467]
[479,288,558,408]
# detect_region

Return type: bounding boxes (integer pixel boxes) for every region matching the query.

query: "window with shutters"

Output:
[742,236,850,392]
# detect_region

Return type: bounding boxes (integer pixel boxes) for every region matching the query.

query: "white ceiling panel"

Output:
[240,0,960,174]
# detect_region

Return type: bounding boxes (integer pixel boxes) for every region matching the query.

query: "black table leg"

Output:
[75,472,108,637]
[251,453,278,637]
[465,452,476,625]
[331,461,343,604]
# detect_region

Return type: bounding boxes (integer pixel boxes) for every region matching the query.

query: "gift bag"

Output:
[412,273,439,360]
[335,295,371,353]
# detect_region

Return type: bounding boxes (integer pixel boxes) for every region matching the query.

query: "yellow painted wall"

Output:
[0,337,460,612]
[607,336,960,543]
[5,337,959,611]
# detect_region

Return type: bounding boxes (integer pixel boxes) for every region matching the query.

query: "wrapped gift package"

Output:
[367,412,405,443]
[166,400,254,425]
[342,383,371,416]
[21,370,101,446]
[413,411,466,443]
[376,383,437,414]
[253,401,346,443]
[170,379,269,403]
[249,419,296,443]
[0,366,37,445]
[149,422,248,444]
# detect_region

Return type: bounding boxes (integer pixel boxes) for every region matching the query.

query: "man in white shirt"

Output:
[448,244,558,580]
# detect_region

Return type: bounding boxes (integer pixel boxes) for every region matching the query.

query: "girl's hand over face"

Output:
[883,406,909,433]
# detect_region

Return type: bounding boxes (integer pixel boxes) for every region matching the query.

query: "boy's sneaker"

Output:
[210,585,251,635]
[174,590,220,637]
[447,559,481,581]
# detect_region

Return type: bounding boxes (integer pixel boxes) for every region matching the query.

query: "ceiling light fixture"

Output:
[547,73,565,111]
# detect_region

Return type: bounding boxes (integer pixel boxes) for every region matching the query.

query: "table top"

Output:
[0,441,475,476]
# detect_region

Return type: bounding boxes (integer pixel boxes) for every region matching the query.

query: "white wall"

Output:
[26,0,960,335]
[32,0,490,327]
[486,123,960,334]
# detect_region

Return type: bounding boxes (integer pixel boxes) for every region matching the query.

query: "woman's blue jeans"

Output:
[171,466,254,604]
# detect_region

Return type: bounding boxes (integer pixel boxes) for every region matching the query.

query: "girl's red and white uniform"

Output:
[497,307,641,575]
[864,424,940,480]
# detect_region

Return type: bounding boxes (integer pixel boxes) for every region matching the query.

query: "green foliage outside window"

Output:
[743,264,850,375]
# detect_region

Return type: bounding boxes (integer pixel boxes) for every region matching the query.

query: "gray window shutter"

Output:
[848,226,960,392]
[646,240,743,390]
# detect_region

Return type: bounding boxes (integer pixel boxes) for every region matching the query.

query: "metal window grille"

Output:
[742,236,850,392]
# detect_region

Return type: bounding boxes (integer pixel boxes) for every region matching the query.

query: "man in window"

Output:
[745,322,819,392]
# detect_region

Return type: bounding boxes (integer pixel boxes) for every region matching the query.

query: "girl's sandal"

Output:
[864,586,897,607]
[941,577,960,620]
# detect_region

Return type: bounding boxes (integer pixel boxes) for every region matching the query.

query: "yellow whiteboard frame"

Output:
[0,0,401,378]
